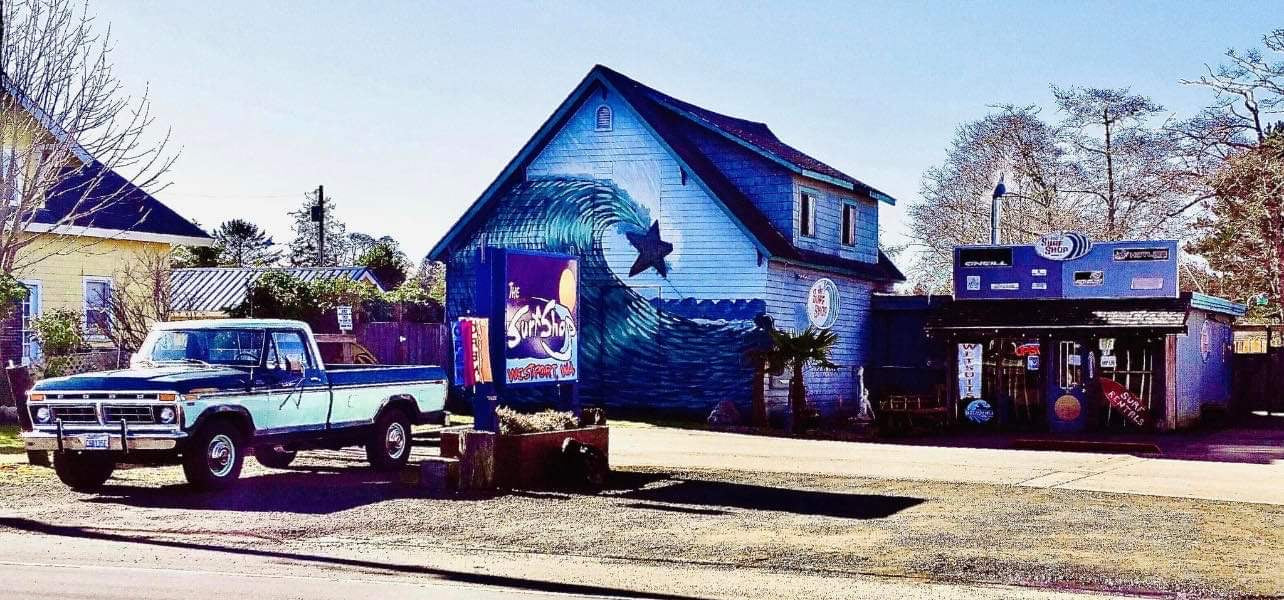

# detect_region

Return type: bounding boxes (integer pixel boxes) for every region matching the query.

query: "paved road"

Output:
[0,531,1138,600]
[611,426,1284,505]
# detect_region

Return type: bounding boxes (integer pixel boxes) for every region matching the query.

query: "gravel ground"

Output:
[0,446,1281,598]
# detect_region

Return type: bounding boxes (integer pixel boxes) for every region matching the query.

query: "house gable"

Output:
[525,86,765,300]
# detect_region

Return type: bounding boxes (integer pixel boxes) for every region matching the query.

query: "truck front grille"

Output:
[50,405,98,423]
[104,405,156,424]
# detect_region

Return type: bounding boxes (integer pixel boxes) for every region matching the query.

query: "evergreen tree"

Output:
[213,219,280,267]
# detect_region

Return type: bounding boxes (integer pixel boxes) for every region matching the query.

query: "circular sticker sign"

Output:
[1054,394,1082,422]
[964,399,995,424]
[806,278,839,329]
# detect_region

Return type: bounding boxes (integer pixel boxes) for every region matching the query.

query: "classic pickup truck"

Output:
[22,319,447,491]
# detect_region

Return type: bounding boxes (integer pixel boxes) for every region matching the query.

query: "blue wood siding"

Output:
[791,177,879,263]
[680,125,797,239]
[527,92,766,300]
[763,260,874,415]
[1172,310,1234,428]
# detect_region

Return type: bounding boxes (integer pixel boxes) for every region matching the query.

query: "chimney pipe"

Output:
[990,175,1006,245]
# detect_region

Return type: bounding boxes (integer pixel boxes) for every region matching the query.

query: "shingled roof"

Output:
[30,161,211,243]
[925,297,1192,332]
[429,65,903,282]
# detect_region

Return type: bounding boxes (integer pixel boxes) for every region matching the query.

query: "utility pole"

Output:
[310,185,325,266]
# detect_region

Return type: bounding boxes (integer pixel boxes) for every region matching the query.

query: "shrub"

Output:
[496,406,579,435]
[31,308,84,357]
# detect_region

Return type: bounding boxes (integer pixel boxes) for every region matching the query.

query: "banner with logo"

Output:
[958,343,983,400]
[502,251,579,386]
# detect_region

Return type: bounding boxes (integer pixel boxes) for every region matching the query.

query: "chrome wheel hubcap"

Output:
[207,434,235,477]
[385,423,406,459]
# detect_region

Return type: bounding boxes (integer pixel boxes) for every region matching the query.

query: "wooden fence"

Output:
[357,321,449,366]
[1233,348,1284,415]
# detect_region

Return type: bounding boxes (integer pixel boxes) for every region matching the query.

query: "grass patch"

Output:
[0,425,24,454]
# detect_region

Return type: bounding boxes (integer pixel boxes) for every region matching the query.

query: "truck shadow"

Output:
[86,469,414,514]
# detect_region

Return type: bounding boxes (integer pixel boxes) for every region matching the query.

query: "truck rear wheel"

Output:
[366,407,411,472]
[183,421,245,491]
[53,452,115,490]
[255,446,297,469]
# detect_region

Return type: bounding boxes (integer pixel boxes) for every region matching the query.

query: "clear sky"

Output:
[91,0,1276,264]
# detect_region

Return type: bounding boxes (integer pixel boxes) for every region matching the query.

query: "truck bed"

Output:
[325,364,447,387]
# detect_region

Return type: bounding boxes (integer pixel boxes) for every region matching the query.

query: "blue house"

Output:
[428,65,904,417]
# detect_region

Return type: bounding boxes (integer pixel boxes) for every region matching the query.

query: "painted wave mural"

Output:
[447,177,768,413]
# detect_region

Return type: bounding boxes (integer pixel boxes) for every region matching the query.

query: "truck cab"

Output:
[23,319,447,491]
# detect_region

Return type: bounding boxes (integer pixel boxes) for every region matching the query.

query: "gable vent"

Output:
[595,105,613,131]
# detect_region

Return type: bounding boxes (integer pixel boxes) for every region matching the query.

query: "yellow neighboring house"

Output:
[2,80,212,365]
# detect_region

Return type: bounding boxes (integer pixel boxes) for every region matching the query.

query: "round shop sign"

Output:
[965,399,995,424]
[1034,231,1093,261]
[806,278,839,329]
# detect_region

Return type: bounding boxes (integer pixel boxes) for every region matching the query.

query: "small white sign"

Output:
[337,305,354,331]
[1067,354,1082,366]
[966,275,981,291]
[1031,268,1047,277]
[990,282,1019,291]
[1131,277,1164,290]
[1100,355,1118,368]
[1031,282,1048,290]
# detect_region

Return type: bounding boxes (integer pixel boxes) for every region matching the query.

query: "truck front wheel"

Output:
[366,407,411,472]
[53,452,114,490]
[183,421,245,491]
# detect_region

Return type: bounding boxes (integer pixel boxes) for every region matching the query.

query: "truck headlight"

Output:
[34,407,51,424]
[156,406,177,424]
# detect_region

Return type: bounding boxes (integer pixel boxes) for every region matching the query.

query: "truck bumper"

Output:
[23,430,187,452]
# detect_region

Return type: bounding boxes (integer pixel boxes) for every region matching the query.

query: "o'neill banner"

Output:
[502,250,579,386]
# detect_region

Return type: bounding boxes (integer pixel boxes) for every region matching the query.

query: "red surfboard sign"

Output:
[1098,377,1147,428]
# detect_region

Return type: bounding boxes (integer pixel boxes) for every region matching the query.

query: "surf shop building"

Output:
[891,234,1245,432]
[427,65,905,417]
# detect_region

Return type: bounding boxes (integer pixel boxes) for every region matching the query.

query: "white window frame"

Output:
[82,276,113,342]
[799,189,818,238]
[841,202,859,246]
[19,279,41,365]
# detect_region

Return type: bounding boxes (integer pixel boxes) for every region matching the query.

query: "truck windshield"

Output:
[139,329,266,367]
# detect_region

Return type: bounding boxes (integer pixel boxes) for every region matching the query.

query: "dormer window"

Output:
[595,105,613,131]
[842,204,858,246]
[799,190,817,238]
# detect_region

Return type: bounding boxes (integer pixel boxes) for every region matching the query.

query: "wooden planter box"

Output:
[443,426,609,490]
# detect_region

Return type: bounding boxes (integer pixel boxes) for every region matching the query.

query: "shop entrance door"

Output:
[1047,340,1090,432]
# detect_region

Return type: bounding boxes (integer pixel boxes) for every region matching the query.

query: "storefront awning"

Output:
[925,298,1189,332]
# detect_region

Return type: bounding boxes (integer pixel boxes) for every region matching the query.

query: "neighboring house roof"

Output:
[428,65,904,283]
[170,267,384,314]
[2,73,211,246]
[27,161,212,246]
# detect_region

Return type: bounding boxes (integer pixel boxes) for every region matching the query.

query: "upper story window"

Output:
[799,190,817,238]
[841,204,859,246]
[595,105,613,131]
[83,277,113,340]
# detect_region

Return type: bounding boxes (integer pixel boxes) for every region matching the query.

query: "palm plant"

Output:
[762,327,839,433]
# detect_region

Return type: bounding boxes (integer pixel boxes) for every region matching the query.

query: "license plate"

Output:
[82,434,110,450]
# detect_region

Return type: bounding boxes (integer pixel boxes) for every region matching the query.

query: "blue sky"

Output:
[93,1,1276,263]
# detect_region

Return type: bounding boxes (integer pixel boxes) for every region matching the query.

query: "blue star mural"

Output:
[626,220,673,277]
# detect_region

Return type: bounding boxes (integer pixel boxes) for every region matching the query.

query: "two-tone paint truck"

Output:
[22,319,447,490]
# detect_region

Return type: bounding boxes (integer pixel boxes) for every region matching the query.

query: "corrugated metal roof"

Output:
[170,267,382,314]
